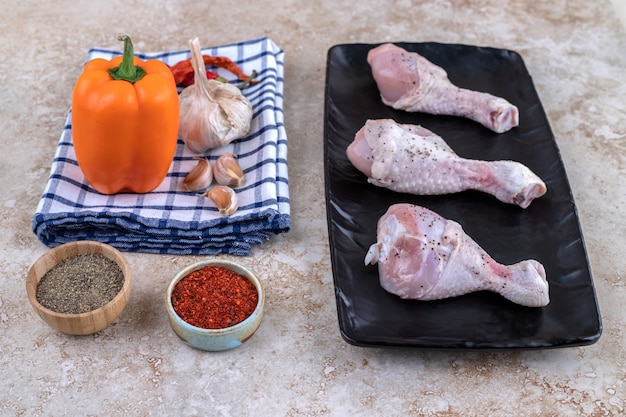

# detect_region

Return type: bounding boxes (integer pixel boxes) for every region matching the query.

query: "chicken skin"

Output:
[346,119,546,208]
[367,43,519,133]
[365,203,550,307]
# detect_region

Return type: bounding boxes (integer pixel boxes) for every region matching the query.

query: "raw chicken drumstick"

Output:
[365,203,550,307]
[367,43,519,133]
[346,119,546,208]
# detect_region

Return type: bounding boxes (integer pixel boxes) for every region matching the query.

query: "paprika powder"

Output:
[171,265,258,329]
[71,34,179,194]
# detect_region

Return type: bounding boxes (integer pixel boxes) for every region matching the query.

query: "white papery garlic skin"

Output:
[178,37,253,154]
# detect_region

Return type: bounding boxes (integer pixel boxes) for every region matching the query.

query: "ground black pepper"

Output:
[36,254,124,314]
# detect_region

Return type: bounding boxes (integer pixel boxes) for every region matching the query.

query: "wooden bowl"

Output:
[26,241,131,335]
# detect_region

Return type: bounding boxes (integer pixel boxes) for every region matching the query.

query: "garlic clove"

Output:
[205,185,238,216]
[214,153,245,188]
[182,158,213,192]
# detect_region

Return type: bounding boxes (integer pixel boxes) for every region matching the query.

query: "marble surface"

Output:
[2,1,626,415]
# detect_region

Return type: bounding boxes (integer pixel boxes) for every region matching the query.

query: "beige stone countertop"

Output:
[2,1,626,416]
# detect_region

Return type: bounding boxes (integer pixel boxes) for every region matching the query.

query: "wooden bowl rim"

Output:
[26,241,132,319]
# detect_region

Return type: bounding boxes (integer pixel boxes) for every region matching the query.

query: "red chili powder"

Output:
[171,265,258,329]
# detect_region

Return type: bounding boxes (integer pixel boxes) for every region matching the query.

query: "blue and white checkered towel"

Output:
[32,37,290,256]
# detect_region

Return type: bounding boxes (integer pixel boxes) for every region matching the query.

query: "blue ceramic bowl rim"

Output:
[165,258,264,335]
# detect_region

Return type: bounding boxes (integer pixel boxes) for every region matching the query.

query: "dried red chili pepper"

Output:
[178,69,222,87]
[171,265,258,329]
[169,55,259,87]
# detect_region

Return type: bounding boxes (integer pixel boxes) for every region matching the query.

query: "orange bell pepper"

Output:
[71,34,180,194]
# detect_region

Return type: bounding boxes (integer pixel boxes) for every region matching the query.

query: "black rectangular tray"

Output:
[323,42,602,350]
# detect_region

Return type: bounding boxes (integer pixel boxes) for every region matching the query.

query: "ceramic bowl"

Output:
[166,259,265,351]
[26,241,132,335]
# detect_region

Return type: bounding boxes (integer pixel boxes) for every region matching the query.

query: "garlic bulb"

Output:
[182,158,213,192]
[178,37,253,154]
[214,153,245,187]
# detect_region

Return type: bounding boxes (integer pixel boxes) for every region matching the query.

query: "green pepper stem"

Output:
[236,70,258,89]
[108,34,146,83]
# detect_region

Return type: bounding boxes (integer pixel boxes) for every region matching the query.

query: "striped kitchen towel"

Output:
[32,37,290,256]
